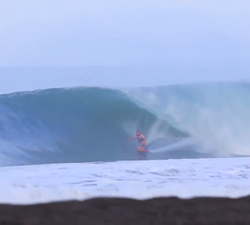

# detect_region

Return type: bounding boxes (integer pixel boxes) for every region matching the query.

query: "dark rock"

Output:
[0,196,250,225]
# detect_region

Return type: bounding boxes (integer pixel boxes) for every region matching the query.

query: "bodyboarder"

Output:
[128,131,149,160]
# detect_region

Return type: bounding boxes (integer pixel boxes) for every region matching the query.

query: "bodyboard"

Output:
[137,147,149,152]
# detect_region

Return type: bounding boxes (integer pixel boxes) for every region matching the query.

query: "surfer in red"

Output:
[128,131,149,160]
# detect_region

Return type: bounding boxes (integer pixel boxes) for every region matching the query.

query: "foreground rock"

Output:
[0,196,250,225]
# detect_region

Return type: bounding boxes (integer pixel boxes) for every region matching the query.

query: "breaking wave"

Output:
[0,82,249,166]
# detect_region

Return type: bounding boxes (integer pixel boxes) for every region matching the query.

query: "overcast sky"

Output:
[0,0,250,92]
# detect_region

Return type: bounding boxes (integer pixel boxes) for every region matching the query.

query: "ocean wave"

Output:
[0,87,188,166]
[0,82,249,166]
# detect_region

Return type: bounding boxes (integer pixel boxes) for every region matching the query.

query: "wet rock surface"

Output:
[0,196,250,225]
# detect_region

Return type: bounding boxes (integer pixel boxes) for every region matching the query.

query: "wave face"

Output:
[0,87,188,166]
[0,82,249,167]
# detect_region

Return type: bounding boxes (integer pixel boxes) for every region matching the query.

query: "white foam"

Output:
[0,157,249,205]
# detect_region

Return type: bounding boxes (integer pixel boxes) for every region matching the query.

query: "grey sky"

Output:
[0,0,249,66]
[0,0,250,92]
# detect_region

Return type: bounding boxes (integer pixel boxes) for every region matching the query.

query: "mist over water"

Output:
[124,82,250,157]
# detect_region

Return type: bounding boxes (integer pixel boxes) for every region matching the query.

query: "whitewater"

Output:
[0,80,250,204]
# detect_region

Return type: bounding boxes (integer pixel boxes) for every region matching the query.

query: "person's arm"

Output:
[128,136,135,142]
